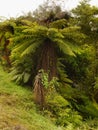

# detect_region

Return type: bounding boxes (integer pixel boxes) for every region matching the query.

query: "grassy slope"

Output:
[0,67,63,130]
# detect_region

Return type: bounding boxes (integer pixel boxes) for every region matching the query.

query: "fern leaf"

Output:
[54,38,75,56]
[21,40,43,57]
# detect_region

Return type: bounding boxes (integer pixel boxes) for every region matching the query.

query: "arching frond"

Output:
[61,26,86,44]
[47,28,64,39]
[23,25,48,38]
[53,38,75,56]
[49,19,68,29]
[21,40,44,57]
[63,40,82,54]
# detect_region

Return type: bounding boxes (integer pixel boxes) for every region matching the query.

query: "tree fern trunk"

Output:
[38,39,57,80]
[34,39,57,107]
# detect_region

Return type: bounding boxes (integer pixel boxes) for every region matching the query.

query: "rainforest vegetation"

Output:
[0,0,98,129]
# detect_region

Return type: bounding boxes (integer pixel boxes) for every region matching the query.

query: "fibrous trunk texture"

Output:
[33,73,45,108]
[34,40,57,107]
[38,40,57,80]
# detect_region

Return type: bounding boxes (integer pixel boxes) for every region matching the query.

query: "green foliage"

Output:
[57,58,73,89]
[49,19,68,29]
[77,95,98,118]
[40,69,59,89]
[56,79,98,119]
[62,44,96,89]
[0,20,15,68]
[45,92,82,128]
[72,0,98,34]
[12,24,75,58]
[77,118,98,130]
[94,77,98,89]
[73,93,98,118]
[9,20,84,85]
[93,77,98,102]
[10,55,34,84]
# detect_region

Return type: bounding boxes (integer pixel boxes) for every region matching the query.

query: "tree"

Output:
[72,0,98,32]
[72,0,98,99]
[33,1,70,26]
[10,16,85,106]
[0,20,14,68]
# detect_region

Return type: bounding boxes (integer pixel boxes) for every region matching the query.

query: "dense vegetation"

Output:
[0,0,98,129]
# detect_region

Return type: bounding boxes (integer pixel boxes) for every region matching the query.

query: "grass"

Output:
[0,66,64,130]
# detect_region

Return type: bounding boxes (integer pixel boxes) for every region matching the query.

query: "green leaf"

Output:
[23,72,30,83]
[54,38,75,56]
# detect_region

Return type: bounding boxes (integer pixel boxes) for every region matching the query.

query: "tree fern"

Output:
[9,18,85,107]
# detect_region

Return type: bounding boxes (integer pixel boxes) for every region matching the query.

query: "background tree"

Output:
[0,20,14,68]
[72,0,98,97]
[33,0,70,26]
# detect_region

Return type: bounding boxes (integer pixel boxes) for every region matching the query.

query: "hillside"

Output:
[0,66,63,130]
[1,67,98,130]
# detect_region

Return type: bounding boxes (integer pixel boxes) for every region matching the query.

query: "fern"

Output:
[9,20,84,86]
[47,28,64,39]
[20,40,43,57]
[49,19,68,29]
[54,38,75,56]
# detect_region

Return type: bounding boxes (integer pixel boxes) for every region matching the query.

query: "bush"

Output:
[44,92,82,127]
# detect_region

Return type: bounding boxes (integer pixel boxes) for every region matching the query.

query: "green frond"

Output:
[61,27,86,43]
[0,21,14,34]
[23,25,48,37]
[63,40,82,54]
[62,26,81,32]
[57,59,73,84]
[47,28,64,40]
[20,20,34,26]
[49,19,68,29]
[12,39,35,53]
[20,40,43,57]
[13,34,36,44]
[53,38,75,56]
[15,25,29,32]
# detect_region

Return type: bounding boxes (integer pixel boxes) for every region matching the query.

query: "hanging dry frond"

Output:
[33,72,45,108]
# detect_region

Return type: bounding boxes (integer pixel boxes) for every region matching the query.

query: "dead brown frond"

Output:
[33,73,45,108]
